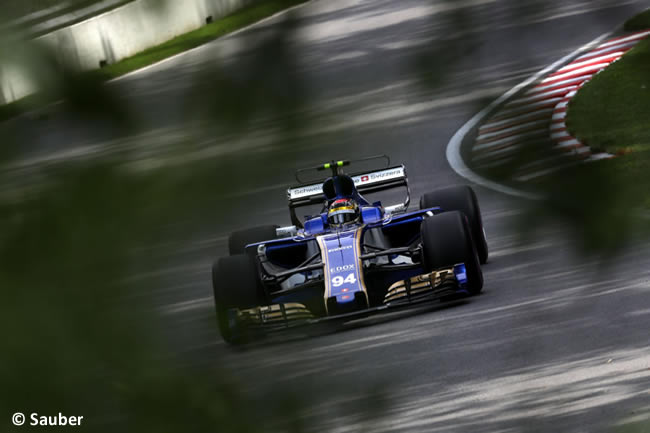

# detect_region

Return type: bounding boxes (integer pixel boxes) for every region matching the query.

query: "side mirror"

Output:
[275,226,298,238]
[385,204,407,215]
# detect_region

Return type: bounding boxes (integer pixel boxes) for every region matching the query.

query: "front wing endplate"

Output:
[383,267,460,304]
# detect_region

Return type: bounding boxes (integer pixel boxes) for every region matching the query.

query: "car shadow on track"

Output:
[239,297,472,350]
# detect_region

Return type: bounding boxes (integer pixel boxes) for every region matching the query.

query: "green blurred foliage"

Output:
[615,420,650,433]
[1,161,249,431]
[565,35,650,212]
[188,11,307,137]
[0,3,385,430]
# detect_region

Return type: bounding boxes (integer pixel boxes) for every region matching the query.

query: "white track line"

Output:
[446,31,613,200]
[529,75,593,94]
[575,40,638,61]
[596,30,650,49]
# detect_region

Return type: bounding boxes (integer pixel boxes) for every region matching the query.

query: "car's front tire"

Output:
[212,254,263,343]
[420,211,483,295]
[420,185,488,264]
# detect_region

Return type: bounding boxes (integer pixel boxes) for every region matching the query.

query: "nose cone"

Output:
[326,291,369,315]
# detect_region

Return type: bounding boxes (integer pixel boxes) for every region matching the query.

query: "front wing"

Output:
[224,265,468,337]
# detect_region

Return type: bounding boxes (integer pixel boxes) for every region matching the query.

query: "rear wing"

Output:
[287,165,410,226]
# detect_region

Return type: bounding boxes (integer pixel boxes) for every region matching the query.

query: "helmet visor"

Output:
[328,208,357,226]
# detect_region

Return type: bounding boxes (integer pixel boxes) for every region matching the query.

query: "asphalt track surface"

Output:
[5,1,650,431]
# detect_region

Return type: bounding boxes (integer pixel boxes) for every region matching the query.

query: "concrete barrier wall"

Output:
[1,0,253,104]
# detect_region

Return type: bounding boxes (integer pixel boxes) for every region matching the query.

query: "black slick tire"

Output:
[420,211,483,294]
[212,254,262,343]
[420,185,488,264]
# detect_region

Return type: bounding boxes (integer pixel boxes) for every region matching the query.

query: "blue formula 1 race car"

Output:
[212,156,488,343]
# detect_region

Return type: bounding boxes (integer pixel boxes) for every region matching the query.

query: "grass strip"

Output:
[92,0,308,80]
[0,0,308,122]
[566,25,650,208]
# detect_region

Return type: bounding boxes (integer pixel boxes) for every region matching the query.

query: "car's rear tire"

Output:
[212,254,263,343]
[420,185,488,264]
[420,211,483,294]
[228,225,279,255]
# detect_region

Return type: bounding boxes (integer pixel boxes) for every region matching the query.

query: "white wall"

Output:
[0,0,253,104]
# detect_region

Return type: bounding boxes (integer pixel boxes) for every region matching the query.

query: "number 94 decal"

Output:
[332,273,356,287]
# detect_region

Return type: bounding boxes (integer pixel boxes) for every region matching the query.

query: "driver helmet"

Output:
[328,198,360,227]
